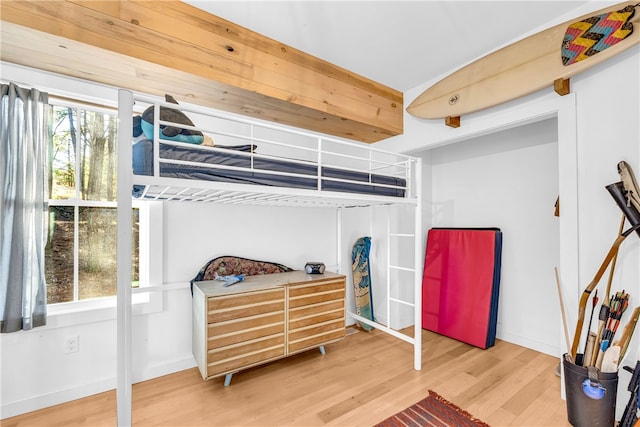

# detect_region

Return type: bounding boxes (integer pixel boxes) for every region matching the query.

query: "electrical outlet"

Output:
[64,335,79,353]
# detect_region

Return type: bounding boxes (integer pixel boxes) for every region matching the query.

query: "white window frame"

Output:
[45,101,164,326]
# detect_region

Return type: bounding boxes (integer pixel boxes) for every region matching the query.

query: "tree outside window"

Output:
[46,104,139,304]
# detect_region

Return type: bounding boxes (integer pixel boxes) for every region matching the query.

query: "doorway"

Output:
[422,118,560,355]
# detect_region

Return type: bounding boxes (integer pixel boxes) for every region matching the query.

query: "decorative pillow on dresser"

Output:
[190,255,294,292]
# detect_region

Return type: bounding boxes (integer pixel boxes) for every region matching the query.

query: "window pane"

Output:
[46,102,139,306]
[49,106,77,200]
[45,206,75,304]
[79,110,118,201]
[77,208,139,300]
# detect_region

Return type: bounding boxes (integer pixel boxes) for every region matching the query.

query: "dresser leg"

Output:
[319,345,326,355]
[224,373,233,387]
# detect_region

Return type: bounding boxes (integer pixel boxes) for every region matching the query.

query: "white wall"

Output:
[426,119,560,355]
[162,203,339,282]
[0,283,196,418]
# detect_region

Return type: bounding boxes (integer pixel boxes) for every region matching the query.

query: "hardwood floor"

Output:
[2,328,571,426]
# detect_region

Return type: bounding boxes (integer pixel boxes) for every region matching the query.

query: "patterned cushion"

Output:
[191,256,293,285]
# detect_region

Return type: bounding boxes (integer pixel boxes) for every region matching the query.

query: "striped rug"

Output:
[374,390,490,427]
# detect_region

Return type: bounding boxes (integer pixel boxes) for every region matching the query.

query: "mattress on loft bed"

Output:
[132,139,407,198]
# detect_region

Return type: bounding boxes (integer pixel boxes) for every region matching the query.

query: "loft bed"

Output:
[115,90,423,423]
[128,95,413,207]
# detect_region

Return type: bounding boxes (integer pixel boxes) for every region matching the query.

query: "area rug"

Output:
[374,390,490,427]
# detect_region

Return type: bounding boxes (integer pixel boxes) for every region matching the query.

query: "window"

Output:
[46,102,140,305]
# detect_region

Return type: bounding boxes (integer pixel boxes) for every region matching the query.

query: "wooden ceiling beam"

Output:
[0,0,403,143]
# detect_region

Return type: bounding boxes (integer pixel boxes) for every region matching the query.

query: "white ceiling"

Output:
[185,1,591,93]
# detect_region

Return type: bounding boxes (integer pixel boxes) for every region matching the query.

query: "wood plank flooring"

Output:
[2,328,571,426]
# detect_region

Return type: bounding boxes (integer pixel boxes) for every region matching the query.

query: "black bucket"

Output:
[563,354,618,426]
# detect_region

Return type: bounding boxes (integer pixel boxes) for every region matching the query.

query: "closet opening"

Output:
[411,90,580,359]
[421,118,561,355]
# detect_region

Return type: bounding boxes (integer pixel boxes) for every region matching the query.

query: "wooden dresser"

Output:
[192,270,346,385]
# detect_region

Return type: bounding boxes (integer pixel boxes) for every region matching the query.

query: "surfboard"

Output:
[352,236,374,331]
[407,2,640,120]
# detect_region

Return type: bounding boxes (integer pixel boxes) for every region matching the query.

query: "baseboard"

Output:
[132,355,196,384]
[497,330,560,357]
[1,377,115,420]
[1,356,196,420]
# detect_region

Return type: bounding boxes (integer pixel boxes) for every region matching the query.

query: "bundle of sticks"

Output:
[557,248,639,372]
[601,292,630,349]
[565,162,640,372]
[584,290,636,371]
[563,213,640,372]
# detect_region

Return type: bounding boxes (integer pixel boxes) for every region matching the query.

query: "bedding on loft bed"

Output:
[131,138,407,198]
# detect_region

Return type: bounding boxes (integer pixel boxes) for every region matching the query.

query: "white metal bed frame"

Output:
[116,89,422,425]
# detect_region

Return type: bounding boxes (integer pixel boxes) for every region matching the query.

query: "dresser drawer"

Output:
[288,280,344,309]
[208,340,285,378]
[209,311,285,349]
[209,333,284,359]
[289,300,344,330]
[289,318,345,342]
[288,319,345,353]
[208,288,285,323]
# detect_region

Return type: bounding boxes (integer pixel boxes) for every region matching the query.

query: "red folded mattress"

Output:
[422,228,502,349]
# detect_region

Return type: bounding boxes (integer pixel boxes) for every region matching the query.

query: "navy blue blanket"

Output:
[132,139,406,198]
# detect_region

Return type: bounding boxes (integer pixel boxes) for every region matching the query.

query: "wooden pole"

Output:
[555,267,572,358]
[589,214,626,366]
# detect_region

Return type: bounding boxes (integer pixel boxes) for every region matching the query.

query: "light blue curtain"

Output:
[0,82,49,333]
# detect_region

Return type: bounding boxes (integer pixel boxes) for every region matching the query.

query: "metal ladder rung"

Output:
[389,265,415,272]
[389,297,415,308]
[389,233,415,238]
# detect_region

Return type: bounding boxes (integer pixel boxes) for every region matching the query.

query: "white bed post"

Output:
[117,89,134,426]
[414,157,423,371]
[336,208,343,274]
[386,207,391,331]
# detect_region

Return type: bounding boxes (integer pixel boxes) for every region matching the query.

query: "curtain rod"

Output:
[49,93,148,115]
[0,79,116,112]
[2,78,148,114]
[48,94,117,113]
